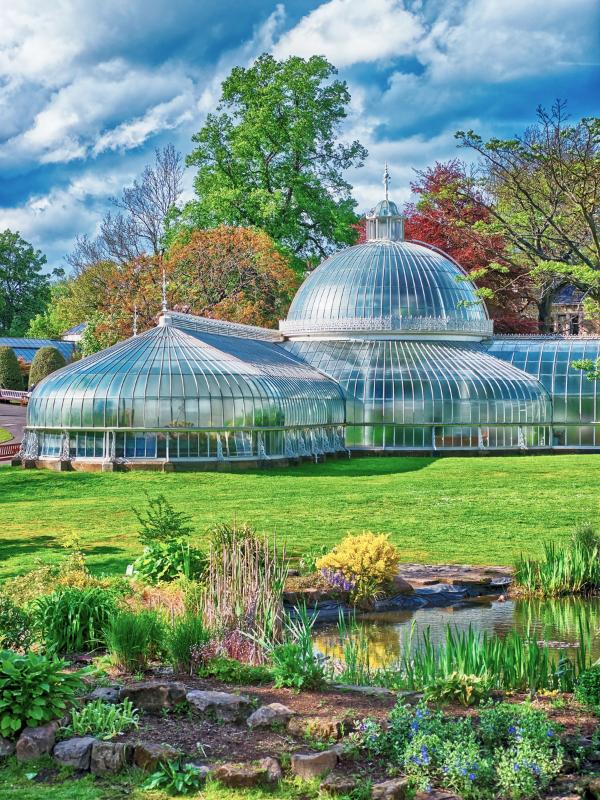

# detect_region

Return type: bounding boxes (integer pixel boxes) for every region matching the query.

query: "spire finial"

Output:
[133,304,138,337]
[161,269,168,313]
[383,162,391,201]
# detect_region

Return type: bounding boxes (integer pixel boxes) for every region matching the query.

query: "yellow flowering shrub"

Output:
[316,532,400,604]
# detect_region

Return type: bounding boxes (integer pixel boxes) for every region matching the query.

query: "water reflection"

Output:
[313,596,600,668]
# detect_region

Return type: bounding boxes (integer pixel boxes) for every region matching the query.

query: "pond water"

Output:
[313,596,600,668]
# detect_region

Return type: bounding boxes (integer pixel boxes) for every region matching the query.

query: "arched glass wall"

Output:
[23,323,346,463]
[487,337,600,448]
[285,339,552,450]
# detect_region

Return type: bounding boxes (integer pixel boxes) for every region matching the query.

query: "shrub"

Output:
[63,698,138,740]
[28,345,66,388]
[424,672,491,707]
[133,539,206,583]
[198,656,273,685]
[575,665,600,708]
[105,611,165,671]
[167,615,211,674]
[496,737,563,799]
[0,650,85,738]
[316,532,400,605]
[33,587,117,653]
[0,597,33,651]
[134,494,194,545]
[0,346,23,390]
[270,607,325,691]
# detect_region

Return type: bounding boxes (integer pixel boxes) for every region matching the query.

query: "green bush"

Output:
[0,650,85,738]
[270,607,325,691]
[28,345,66,388]
[133,539,206,583]
[63,698,138,740]
[199,656,273,685]
[575,665,600,708]
[134,494,194,544]
[0,346,22,390]
[33,587,117,653]
[105,611,165,671]
[424,672,491,707]
[143,759,204,795]
[0,596,33,651]
[167,614,211,674]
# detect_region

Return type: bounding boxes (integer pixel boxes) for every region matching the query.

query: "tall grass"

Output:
[515,524,600,597]
[200,532,287,663]
[33,587,117,653]
[333,621,592,693]
[105,611,165,671]
[167,614,211,674]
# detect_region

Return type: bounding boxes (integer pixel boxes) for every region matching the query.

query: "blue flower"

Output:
[508,725,517,735]
[513,763,520,772]
[546,729,554,737]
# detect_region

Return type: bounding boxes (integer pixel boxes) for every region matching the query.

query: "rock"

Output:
[133,741,179,771]
[390,575,414,595]
[90,741,133,774]
[583,778,600,800]
[186,689,251,723]
[86,686,121,704]
[396,690,423,706]
[321,774,359,795]
[119,681,187,712]
[53,736,96,770]
[247,703,295,729]
[16,721,60,761]
[213,762,270,789]
[288,715,355,741]
[259,756,282,783]
[291,749,338,779]
[332,684,395,698]
[0,737,15,758]
[372,777,409,800]
[414,792,460,800]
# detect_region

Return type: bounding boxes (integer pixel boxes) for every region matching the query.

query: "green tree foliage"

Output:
[28,346,66,388]
[0,230,55,335]
[177,53,367,267]
[456,102,600,330]
[27,283,73,339]
[0,346,23,390]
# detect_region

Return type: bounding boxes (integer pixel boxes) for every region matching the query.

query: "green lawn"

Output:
[0,454,598,580]
[0,428,12,443]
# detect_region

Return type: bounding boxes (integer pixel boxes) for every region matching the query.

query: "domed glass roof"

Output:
[281,240,492,338]
[27,322,345,431]
[371,199,401,217]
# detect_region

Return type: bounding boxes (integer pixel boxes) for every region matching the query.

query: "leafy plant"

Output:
[63,698,138,740]
[495,737,563,799]
[574,665,600,708]
[133,539,206,584]
[207,521,260,566]
[28,345,66,388]
[316,532,400,605]
[424,672,491,707]
[270,606,325,691]
[0,650,85,738]
[134,494,194,545]
[142,758,205,795]
[0,596,33,651]
[167,614,211,674]
[105,611,165,671]
[198,656,273,685]
[298,545,328,576]
[33,587,117,653]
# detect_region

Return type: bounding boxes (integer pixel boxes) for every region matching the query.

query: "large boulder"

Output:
[133,741,180,771]
[53,737,96,770]
[86,686,121,705]
[186,690,252,723]
[291,749,338,779]
[119,681,187,712]
[16,721,60,761]
[247,703,295,730]
[321,774,359,795]
[288,715,355,741]
[213,761,273,789]
[372,778,409,800]
[90,741,134,774]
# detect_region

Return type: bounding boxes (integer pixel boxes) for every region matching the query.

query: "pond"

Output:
[313,595,600,668]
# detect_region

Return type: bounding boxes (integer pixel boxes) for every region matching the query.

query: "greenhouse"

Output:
[19,179,600,469]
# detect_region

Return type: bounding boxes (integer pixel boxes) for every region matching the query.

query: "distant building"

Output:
[60,323,87,343]
[551,286,600,336]
[0,338,76,365]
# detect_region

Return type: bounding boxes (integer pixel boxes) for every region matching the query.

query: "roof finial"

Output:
[161,269,168,313]
[383,162,391,202]
[133,304,138,337]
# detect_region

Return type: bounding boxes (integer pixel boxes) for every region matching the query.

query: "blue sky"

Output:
[0,0,598,269]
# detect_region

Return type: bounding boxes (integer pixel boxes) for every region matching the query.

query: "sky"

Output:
[0,0,598,270]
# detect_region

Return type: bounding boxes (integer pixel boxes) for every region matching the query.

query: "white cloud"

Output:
[273,0,424,67]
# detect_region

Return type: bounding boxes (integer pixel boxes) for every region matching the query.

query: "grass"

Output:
[0,454,598,580]
[0,428,12,443]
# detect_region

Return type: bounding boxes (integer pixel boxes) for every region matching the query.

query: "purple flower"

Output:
[468,773,476,781]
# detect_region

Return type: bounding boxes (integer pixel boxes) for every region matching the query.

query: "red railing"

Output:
[0,442,20,459]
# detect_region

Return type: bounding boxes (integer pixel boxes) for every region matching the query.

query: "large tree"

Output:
[455,103,600,330]
[68,145,184,273]
[0,230,53,336]
[176,54,367,267]
[404,162,538,333]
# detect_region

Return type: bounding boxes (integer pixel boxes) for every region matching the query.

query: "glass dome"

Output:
[285,339,552,450]
[280,240,493,338]
[23,321,346,463]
